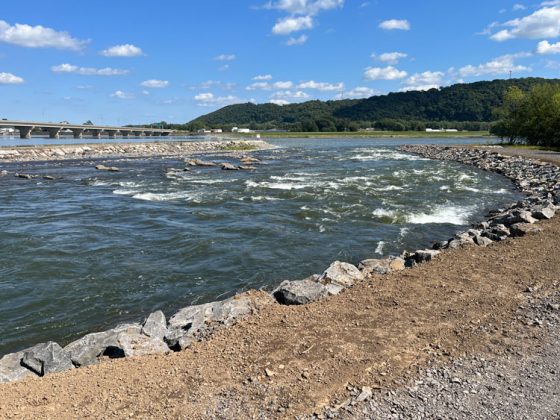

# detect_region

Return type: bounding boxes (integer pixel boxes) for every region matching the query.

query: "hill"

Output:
[187,78,560,132]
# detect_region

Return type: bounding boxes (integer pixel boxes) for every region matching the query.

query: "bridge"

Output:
[0,120,174,139]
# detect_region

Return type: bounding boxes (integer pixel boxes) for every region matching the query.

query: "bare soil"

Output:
[1,149,559,419]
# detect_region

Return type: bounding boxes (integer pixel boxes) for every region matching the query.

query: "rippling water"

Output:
[0,137,521,355]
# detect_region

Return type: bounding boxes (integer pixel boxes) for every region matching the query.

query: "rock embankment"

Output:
[0,140,271,163]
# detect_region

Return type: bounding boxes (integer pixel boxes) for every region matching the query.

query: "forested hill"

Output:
[188,78,560,132]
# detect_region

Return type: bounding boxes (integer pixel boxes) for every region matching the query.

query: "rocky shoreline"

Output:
[0,140,271,163]
[1,144,559,385]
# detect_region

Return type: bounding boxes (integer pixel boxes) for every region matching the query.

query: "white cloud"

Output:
[490,6,560,41]
[379,19,410,31]
[286,34,308,45]
[335,86,376,99]
[297,80,344,91]
[364,66,407,80]
[246,81,294,90]
[513,4,527,11]
[100,44,143,57]
[214,54,236,61]
[458,54,531,77]
[194,92,241,107]
[270,99,291,105]
[272,16,313,35]
[219,64,230,71]
[51,63,129,76]
[0,20,87,50]
[536,39,560,54]
[271,90,310,99]
[265,0,344,15]
[141,79,169,88]
[253,74,273,80]
[374,51,408,64]
[401,71,445,91]
[110,90,135,99]
[0,72,24,84]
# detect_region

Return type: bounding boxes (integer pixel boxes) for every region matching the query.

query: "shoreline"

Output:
[0,144,558,387]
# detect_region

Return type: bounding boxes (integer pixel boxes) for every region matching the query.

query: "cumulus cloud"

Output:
[270,99,291,105]
[536,40,560,54]
[264,0,344,16]
[458,54,531,77]
[214,54,236,61]
[489,6,560,41]
[271,90,310,99]
[364,66,407,80]
[374,51,408,64]
[140,79,169,88]
[379,19,410,31]
[194,92,241,107]
[246,81,294,90]
[286,34,308,45]
[272,16,313,35]
[0,20,87,50]
[110,90,135,99]
[100,44,144,57]
[334,86,377,99]
[297,80,344,91]
[0,72,24,84]
[400,71,445,91]
[253,74,273,80]
[51,64,129,76]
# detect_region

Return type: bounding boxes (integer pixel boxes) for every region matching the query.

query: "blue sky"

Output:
[0,0,559,125]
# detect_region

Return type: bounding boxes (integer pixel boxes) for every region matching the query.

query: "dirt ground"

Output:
[1,149,559,419]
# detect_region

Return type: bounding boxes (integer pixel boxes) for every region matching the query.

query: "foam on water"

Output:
[407,204,475,225]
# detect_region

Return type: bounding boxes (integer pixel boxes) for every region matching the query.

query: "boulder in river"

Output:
[240,157,260,164]
[14,173,35,179]
[186,159,217,167]
[21,342,74,376]
[273,278,329,305]
[95,164,120,172]
[221,163,239,171]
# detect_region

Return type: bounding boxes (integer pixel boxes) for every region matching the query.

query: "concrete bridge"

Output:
[0,120,174,139]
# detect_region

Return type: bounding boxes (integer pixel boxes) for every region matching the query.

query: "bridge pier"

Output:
[106,130,118,138]
[88,129,102,138]
[16,126,34,139]
[48,127,62,139]
[120,130,131,137]
[71,128,85,139]
[134,131,144,137]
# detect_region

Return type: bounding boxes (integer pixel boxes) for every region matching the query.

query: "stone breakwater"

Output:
[1,145,559,384]
[0,140,271,163]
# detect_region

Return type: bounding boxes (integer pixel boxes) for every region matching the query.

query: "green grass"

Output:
[233,130,491,139]
[499,143,560,152]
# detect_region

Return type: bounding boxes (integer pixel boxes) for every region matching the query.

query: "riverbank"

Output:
[234,131,491,139]
[0,147,559,418]
[0,140,271,163]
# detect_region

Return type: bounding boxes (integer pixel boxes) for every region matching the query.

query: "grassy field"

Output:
[499,143,560,152]
[233,130,491,139]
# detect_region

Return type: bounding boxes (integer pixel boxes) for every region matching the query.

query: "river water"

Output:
[0,137,522,355]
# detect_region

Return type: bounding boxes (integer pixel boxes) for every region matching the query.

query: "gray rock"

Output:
[95,164,120,172]
[359,257,406,275]
[447,237,474,249]
[318,261,364,292]
[414,249,440,263]
[15,173,35,179]
[532,206,555,220]
[64,323,141,367]
[21,342,73,376]
[0,351,36,383]
[493,210,537,226]
[0,170,8,176]
[474,235,493,246]
[116,332,170,357]
[186,159,217,167]
[273,279,329,305]
[165,292,273,350]
[141,310,167,341]
[510,223,543,237]
[221,163,239,171]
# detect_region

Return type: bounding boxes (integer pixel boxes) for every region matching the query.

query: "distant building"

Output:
[197,129,211,134]
[211,129,223,133]
[426,128,459,133]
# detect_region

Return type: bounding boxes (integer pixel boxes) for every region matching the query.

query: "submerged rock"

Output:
[273,278,329,305]
[21,342,74,376]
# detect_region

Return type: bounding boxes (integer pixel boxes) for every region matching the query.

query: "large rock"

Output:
[221,163,239,171]
[492,209,537,226]
[186,159,217,167]
[510,223,543,237]
[21,342,73,376]
[165,292,273,350]
[64,323,141,367]
[273,279,329,305]
[532,205,555,220]
[358,257,405,275]
[414,249,440,263]
[318,261,364,295]
[0,351,36,383]
[141,310,167,341]
[474,235,493,246]
[116,332,170,358]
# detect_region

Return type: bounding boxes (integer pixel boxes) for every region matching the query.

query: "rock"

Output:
[414,249,440,263]
[141,310,167,341]
[510,223,543,237]
[221,163,239,171]
[116,332,170,358]
[21,342,74,376]
[532,206,555,220]
[165,292,273,350]
[187,159,217,167]
[95,164,120,172]
[15,173,34,179]
[240,157,260,164]
[474,235,493,246]
[239,165,256,170]
[64,323,141,367]
[0,351,36,383]
[318,261,364,294]
[273,279,329,305]
[389,257,406,272]
[356,386,373,402]
[359,259,391,275]
[43,175,55,180]
[447,237,474,249]
[0,170,8,176]
[493,210,537,226]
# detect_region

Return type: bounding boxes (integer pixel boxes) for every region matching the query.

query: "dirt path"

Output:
[1,149,559,419]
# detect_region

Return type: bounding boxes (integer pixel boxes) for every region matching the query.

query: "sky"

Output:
[0,0,559,125]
